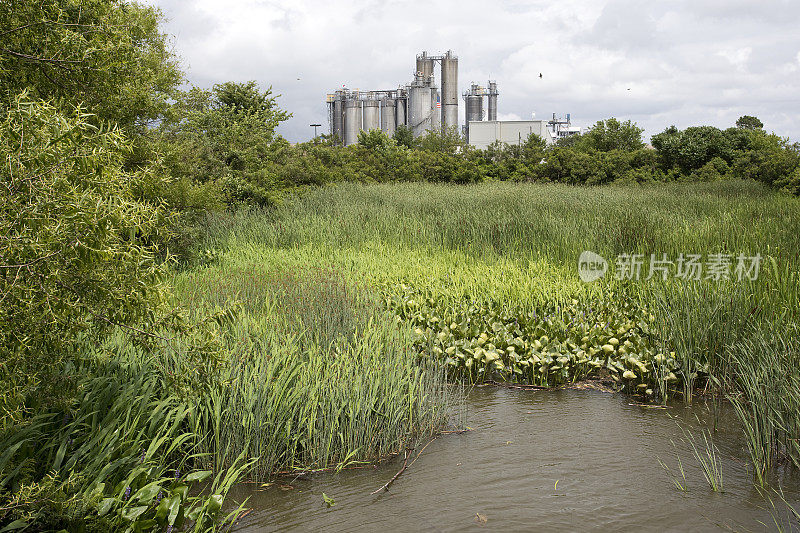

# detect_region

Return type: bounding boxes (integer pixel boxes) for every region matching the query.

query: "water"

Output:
[231,388,800,532]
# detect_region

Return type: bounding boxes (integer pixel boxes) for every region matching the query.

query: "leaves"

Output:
[0,96,172,415]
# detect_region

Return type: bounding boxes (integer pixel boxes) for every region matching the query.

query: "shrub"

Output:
[0,95,171,416]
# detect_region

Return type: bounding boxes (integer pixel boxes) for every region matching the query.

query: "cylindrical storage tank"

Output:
[395,97,407,127]
[343,99,362,146]
[381,97,396,135]
[487,81,498,122]
[362,99,380,132]
[430,87,441,131]
[333,95,344,143]
[409,80,432,137]
[441,51,458,131]
[464,89,483,143]
[465,95,483,124]
[416,51,435,83]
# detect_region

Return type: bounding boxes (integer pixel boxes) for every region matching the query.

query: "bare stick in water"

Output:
[371,449,410,495]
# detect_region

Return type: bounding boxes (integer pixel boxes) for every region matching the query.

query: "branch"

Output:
[0,250,62,269]
[1,48,84,65]
[82,306,173,343]
[0,21,113,39]
[370,449,410,495]
[36,271,175,344]
[37,62,69,91]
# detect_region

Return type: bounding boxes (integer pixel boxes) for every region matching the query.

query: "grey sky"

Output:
[143,0,800,143]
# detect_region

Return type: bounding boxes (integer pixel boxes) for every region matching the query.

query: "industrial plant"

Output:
[326,50,581,147]
[326,51,459,145]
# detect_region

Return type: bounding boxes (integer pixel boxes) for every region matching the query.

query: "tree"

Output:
[736,115,764,131]
[393,125,414,148]
[153,81,291,205]
[521,133,548,164]
[1,95,172,413]
[651,125,734,172]
[358,129,394,150]
[578,118,644,152]
[415,126,465,154]
[0,0,182,134]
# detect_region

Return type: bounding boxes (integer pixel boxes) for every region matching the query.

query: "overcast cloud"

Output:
[142,0,800,144]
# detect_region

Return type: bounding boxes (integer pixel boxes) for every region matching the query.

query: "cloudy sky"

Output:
[143,0,800,144]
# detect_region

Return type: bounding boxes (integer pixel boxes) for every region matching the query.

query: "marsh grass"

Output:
[759,485,800,532]
[0,359,251,531]
[184,180,799,487]
[644,281,756,403]
[685,425,725,492]
[172,265,459,479]
[724,328,800,485]
[657,440,688,492]
[659,419,725,493]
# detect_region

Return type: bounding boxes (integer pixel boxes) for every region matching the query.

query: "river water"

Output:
[231,387,800,532]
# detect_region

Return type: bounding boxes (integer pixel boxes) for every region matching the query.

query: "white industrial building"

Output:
[467,120,555,149]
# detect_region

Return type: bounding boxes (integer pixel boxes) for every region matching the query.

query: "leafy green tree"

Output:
[577,118,644,152]
[731,132,800,188]
[521,133,548,164]
[533,147,604,184]
[690,157,731,181]
[154,81,291,205]
[555,133,584,148]
[736,115,764,130]
[0,0,182,134]
[358,129,394,150]
[0,95,172,414]
[651,125,734,172]
[415,127,465,154]
[393,125,414,148]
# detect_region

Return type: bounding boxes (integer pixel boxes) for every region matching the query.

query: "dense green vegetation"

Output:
[188,180,800,480]
[153,115,800,215]
[2,1,800,530]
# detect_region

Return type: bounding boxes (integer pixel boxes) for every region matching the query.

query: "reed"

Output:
[170,265,459,479]
[723,328,800,484]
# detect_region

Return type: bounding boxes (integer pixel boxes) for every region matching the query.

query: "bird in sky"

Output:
[539,73,543,79]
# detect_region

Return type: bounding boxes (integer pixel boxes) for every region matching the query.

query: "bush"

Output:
[0,95,171,416]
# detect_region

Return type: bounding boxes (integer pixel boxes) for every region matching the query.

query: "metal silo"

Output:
[464,83,483,142]
[395,95,407,127]
[408,75,432,137]
[381,97,396,135]
[363,98,380,131]
[416,51,435,82]
[327,96,334,136]
[464,84,483,124]
[332,91,344,143]
[343,98,362,146]
[430,87,441,131]
[441,50,458,131]
[487,81,498,122]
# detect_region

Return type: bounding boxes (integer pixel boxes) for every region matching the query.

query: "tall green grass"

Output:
[0,357,250,531]
[171,264,459,479]
[724,328,800,484]
[1,259,460,530]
